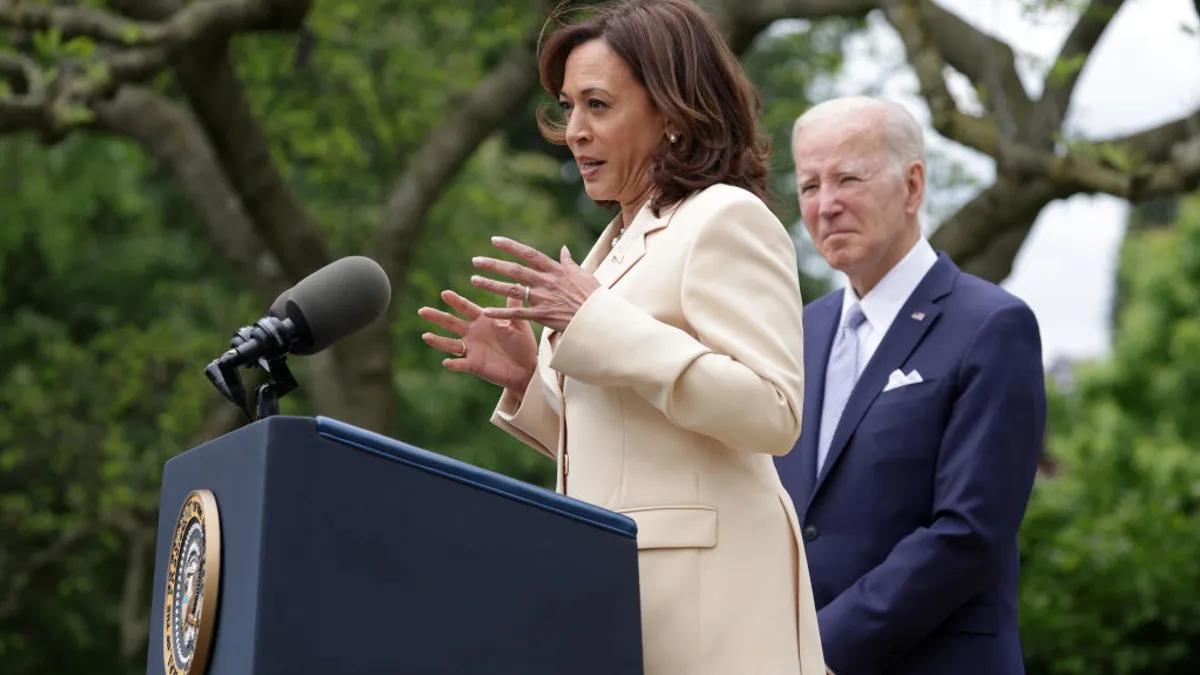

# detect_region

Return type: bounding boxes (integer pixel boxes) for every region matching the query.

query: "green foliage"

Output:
[1018,194,1200,674]
[0,133,257,673]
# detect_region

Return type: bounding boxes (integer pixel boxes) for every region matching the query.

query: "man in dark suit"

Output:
[777,96,1046,675]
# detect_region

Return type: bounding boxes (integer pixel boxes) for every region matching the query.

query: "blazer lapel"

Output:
[579,215,621,276]
[809,255,958,502]
[540,202,673,384]
[592,201,672,289]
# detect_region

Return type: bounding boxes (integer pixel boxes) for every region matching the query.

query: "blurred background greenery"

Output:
[1,0,1198,673]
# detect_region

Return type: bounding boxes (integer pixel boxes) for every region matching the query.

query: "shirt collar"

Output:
[841,237,938,332]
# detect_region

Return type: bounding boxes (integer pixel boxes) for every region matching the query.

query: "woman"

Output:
[418,1,825,673]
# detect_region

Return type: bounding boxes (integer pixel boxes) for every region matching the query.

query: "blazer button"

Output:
[802,525,819,541]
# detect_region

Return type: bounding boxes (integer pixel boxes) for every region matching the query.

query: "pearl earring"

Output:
[668,132,678,144]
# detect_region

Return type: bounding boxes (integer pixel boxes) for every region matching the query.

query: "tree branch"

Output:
[94,86,288,298]
[1000,133,1200,200]
[110,0,332,283]
[929,175,1071,282]
[175,53,333,282]
[0,0,302,44]
[0,0,310,140]
[371,36,541,293]
[1113,109,1200,163]
[882,0,1004,156]
[704,0,878,53]
[917,0,1033,131]
[1035,0,1127,135]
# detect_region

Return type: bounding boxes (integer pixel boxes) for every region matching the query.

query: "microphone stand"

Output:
[204,318,301,421]
[254,355,297,419]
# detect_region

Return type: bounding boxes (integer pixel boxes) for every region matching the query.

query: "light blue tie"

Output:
[817,303,867,476]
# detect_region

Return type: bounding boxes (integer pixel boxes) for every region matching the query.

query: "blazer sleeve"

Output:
[818,302,1047,675]
[489,349,560,461]
[549,195,806,455]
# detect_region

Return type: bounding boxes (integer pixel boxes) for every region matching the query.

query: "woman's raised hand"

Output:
[418,290,538,392]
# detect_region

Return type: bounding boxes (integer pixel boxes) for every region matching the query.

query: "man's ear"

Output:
[904,161,926,216]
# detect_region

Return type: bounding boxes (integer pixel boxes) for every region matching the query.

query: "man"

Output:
[776,96,1046,675]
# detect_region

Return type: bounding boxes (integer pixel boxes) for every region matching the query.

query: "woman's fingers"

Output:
[421,332,467,357]
[441,289,484,320]
[472,256,542,286]
[416,306,468,336]
[471,274,526,301]
[490,236,559,272]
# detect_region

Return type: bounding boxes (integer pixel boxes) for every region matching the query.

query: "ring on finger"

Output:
[454,339,467,358]
[523,284,531,306]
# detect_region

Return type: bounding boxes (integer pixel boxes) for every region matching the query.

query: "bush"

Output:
[1018,195,1200,674]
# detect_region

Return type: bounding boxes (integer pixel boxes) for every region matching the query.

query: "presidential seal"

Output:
[162,489,221,675]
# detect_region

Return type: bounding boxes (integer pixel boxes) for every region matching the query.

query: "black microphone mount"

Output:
[204,315,302,421]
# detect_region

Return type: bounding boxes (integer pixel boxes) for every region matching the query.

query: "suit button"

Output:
[802,525,819,541]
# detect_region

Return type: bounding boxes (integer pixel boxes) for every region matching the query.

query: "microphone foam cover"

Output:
[282,256,391,355]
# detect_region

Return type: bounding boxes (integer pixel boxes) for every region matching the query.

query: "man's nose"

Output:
[817,188,842,218]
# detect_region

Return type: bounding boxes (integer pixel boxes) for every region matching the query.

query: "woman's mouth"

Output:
[578,159,606,179]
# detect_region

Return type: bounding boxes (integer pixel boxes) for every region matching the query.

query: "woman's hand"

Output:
[418,290,538,392]
[470,236,600,333]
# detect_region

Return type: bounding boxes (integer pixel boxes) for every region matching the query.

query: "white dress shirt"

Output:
[837,238,938,377]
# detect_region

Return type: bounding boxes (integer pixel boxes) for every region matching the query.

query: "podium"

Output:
[145,415,643,675]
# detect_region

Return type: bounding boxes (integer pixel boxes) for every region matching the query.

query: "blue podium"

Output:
[145,416,643,675]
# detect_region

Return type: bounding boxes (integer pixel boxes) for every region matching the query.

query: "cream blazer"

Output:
[491,183,825,675]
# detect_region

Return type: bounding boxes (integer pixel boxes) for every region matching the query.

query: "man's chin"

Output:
[823,247,863,273]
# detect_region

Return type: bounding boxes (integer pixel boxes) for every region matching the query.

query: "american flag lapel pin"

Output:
[911,311,925,321]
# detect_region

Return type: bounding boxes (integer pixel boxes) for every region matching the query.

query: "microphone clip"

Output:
[204,316,300,421]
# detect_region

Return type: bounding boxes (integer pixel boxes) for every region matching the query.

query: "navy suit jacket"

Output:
[776,253,1046,675]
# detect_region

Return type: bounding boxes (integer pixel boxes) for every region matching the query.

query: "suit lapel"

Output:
[809,255,958,504]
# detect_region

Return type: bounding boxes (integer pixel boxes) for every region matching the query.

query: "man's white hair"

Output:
[791,96,927,173]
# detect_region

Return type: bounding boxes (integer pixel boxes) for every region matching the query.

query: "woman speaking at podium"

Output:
[418,1,824,672]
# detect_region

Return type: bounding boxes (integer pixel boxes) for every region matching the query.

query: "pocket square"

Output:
[883,368,923,392]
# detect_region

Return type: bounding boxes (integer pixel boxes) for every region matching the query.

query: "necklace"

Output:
[612,226,626,247]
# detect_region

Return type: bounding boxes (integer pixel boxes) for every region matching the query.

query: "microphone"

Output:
[205,256,392,419]
[223,256,392,366]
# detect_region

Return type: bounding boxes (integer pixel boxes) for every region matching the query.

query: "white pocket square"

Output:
[883,368,923,392]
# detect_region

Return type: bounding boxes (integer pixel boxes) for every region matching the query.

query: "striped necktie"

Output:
[817,303,867,476]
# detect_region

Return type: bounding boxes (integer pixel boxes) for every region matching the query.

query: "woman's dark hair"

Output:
[536,0,771,216]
